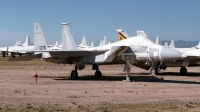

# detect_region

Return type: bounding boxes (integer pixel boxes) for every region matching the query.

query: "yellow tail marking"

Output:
[118,33,126,41]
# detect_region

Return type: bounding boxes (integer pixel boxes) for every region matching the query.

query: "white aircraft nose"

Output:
[160,47,187,61]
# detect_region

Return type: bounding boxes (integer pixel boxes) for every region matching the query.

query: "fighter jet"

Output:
[9,22,186,80]
[153,36,200,74]
[118,30,200,75]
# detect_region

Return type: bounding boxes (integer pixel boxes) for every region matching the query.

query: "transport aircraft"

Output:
[9,22,186,80]
[0,35,34,57]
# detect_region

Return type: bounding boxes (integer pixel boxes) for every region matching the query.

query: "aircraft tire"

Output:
[180,67,187,75]
[95,70,102,79]
[71,70,78,79]
[150,68,158,75]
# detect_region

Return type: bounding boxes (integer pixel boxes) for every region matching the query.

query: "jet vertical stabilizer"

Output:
[18,40,21,46]
[22,35,31,46]
[164,42,168,47]
[137,30,147,37]
[195,41,200,49]
[79,36,88,47]
[55,41,59,47]
[90,41,94,47]
[117,29,130,40]
[61,23,77,49]
[155,36,161,45]
[15,40,19,46]
[98,40,102,46]
[169,40,175,48]
[34,22,48,50]
[102,36,108,45]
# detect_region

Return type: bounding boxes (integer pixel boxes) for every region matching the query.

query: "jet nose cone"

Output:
[160,47,187,61]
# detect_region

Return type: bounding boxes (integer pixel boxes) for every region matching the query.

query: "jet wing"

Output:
[9,48,109,61]
[45,49,108,58]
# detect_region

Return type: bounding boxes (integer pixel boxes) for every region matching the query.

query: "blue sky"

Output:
[0,0,200,46]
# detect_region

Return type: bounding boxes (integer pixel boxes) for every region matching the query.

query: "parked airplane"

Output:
[0,35,34,57]
[153,36,200,74]
[9,22,186,80]
[118,30,200,75]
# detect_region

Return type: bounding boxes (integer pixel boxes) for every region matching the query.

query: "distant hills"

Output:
[159,40,199,48]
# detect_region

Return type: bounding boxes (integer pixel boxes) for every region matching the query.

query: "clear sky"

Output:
[0,0,200,46]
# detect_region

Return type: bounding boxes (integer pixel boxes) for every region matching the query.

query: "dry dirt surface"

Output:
[1,58,200,111]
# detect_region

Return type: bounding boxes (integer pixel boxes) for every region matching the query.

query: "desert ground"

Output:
[1,57,200,111]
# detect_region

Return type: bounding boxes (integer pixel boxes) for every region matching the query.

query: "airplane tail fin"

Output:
[194,41,200,49]
[15,40,19,46]
[18,40,21,46]
[79,36,88,47]
[137,30,147,37]
[102,36,108,45]
[169,40,175,48]
[98,40,102,46]
[22,35,31,46]
[61,23,77,49]
[164,42,168,47]
[155,36,161,45]
[117,29,130,40]
[34,22,48,50]
[90,41,94,47]
[55,41,59,47]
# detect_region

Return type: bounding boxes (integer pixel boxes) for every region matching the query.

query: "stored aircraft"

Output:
[0,35,34,57]
[9,22,186,80]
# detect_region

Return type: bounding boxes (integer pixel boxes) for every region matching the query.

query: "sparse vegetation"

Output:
[14,89,21,94]
[69,95,78,98]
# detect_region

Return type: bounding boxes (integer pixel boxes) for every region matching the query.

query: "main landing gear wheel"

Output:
[71,70,78,80]
[180,67,187,75]
[150,68,158,75]
[93,64,102,79]
[95,70,102,79]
